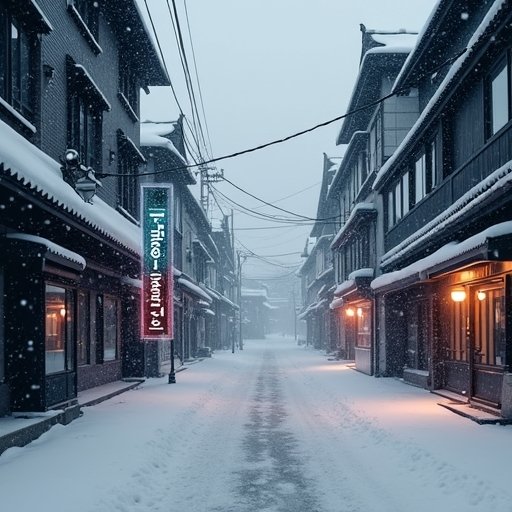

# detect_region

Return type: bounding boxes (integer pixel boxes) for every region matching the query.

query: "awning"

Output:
[372,221,512,293]
[177,277,213,303]
[5,233,86,271]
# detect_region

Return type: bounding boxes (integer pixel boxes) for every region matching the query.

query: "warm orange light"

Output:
[477,291,486,301]
[60,308,66,317]
[346,307,355,317]
[450,289,466,302]
[357,307,363,317]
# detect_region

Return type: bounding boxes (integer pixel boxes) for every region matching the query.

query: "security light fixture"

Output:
[60,149,99,203]
[450,289,466,302]
[477,291,486,301]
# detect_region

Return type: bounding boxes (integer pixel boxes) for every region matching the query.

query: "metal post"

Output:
[168,339,176,383]
[238,251,244,350]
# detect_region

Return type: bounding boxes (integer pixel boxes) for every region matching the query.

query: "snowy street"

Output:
[1,336,512,512]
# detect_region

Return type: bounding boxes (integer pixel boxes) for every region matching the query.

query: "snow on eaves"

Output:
[0,119,140,255]
[140,122,188,166]
[6,233,86,269]
[242,288,268,298]
[374,0,508,190]
[330,203,375,248]
[381,159,512,268]
[392,0,446,90]
[132,0,170,83]
[369,32,418,49]
[372,221,512,291]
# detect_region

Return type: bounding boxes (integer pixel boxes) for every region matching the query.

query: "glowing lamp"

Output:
[450,289,466,302]
[60,308,66,317]
[477,291,486,301]
[357,307,363,317]
[346,308,355,317]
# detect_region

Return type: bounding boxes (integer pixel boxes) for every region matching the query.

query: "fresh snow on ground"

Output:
[0,336,511,512]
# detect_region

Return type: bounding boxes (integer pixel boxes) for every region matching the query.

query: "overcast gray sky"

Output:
[141,0,438,279]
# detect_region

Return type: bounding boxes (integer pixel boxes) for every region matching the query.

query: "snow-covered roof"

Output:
[381,159,512,269]
[242,288,268,298]
[177,277,212,303]
[140,122,187,165]
[372,221,512,291]
[369,33,418,49]
[0,120,140,255]
[329,297,344,310]
[374,0,508,190]
[5,233,86,270]
[132,0,170,83]
[331,203,376,248]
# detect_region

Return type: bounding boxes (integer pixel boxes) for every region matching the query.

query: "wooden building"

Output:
[372,0,512,415]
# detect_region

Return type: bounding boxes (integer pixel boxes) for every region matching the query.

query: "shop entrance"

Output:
[469,284,505,406]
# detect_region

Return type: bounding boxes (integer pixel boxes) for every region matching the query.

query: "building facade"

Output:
[372,0,512,415]
[0,0,168,414]
[328,26,419,373]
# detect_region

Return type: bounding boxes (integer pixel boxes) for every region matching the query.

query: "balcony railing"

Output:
[385,125,512,252]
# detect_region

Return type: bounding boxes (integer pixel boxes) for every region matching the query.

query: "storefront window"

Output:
[103,296,118,361]
[356,303,371,348]
[45,285,75,374]
[474,286,506,366]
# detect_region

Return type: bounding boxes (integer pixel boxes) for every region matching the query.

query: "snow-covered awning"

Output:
[329,297,344,310]
[177,277,212,303]
[372,221,512,292]
[5,233,86,271]
[0,119,141,256]
[334,269,374,298]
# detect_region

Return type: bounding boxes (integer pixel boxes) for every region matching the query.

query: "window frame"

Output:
[45,283,76,375]
[0,8,38,128]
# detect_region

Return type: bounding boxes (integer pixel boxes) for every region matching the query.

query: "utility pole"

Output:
[200,165,224,214]
[237,251,247,351]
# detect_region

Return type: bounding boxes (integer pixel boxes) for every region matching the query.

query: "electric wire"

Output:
[99,46,468,181]
[183,0,214,159]
[143,0,206,163]
[167,0,211,160]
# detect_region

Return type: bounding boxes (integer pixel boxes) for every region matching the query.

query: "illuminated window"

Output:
[103,295,118,361]
[356,302,371,348]
[45,285,75,374]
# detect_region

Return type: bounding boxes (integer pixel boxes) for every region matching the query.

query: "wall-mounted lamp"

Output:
[345,307,355,317]
[357,307,363,318]
[450,289,466,302]
[109,149,116,165]
[477,291,486,301]
[60,149,98,203]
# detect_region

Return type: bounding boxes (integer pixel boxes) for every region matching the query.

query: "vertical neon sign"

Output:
[141,184,173,339]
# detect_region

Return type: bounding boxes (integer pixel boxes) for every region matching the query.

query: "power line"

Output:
[166,0,210,160]
[182,0,214,159]
[222,175,340,222]
[252,181,321,211]
[143,0,205,162]
[98,46,467,181]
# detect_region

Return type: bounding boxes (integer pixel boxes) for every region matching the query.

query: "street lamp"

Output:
[60,149,99,203]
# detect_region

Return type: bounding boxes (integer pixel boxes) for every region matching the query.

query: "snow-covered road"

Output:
[1,336,511,512]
